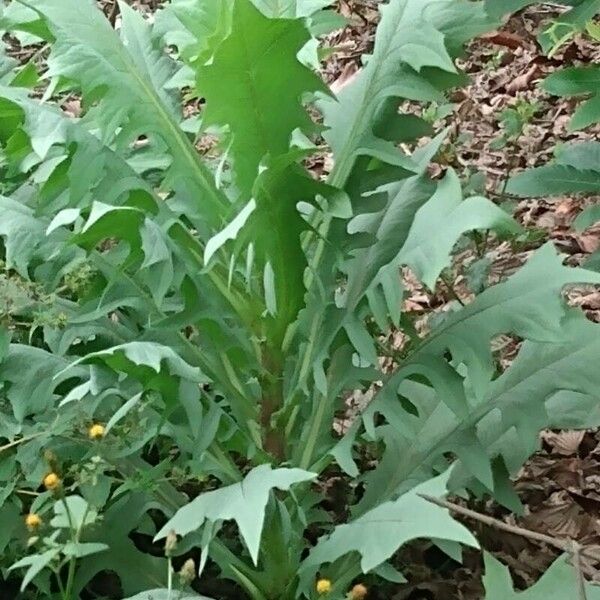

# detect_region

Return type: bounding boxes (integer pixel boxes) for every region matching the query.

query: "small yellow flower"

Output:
[316,579,332,595]
[43,472,61,491]
[88,423,105,440]
[350,583,368,600]
[24,513,42,531]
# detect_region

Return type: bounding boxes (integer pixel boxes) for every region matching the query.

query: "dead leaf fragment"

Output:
[506,64,538,93]
[542,431,585,456]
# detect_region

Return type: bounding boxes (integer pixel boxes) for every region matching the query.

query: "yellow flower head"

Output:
[316,579,332,595]
[350,583,368,600]
[88,423,105,440]
[24,513,42,531]
[43,472,61,491]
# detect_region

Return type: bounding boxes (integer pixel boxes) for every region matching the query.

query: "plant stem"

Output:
[64,554,76,600]
[61,498,89,599]
[0,432,46,455]
[299,391,328,470]
[60,497,77,600]
[440,272,465,307]
[55,569,67,598]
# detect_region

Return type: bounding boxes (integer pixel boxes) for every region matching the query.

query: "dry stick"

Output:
[420,494,592,600]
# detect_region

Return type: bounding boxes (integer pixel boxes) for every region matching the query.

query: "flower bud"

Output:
[164,530,178,556]
[88,423,105,440]
[43,472,61,491]
[350,583,368,599]
[25,513,42,531]
[179,558,196,585]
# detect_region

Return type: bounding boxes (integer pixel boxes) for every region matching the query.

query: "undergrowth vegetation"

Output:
[0,0,600,598]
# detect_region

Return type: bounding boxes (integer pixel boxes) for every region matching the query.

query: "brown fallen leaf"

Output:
[506,64,538,93]
[542,430,586,456]
[62,99,82,118]
[576,232,600,254]
[523,490,591,538]
[482,30,526,50]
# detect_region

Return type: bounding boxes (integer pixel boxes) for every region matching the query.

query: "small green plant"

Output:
[507,1,600,271]
[1,1,600,599]
[485,0,600,54]
[490,98,540,150]
[483,49,506,72]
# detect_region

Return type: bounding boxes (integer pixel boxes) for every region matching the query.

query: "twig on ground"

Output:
[420,493,595,593]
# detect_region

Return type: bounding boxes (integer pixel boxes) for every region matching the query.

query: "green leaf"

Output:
[155,464,316,564]
[321,0,461,182]
[302,469,478,574]
[124,592,213,600]
[64,342,205,382]
[73,493,171,596]
[62,542,109,558]
[0,344,77,422]
[0,1,51,40]
[51,495,97,530]
[75,202,145,250]
[0,195,57,276]
[0,86,159,211]
[508,165,600,196]
[575,204,600,230]
[357,245,600,512]
[543,66,600,130]
[9,549,61,591]
[28,0,227,227]
[154,0,232,70]
[197,0,326,196]
[507,143,600,197]
[539,0,600,55]
[105,392,144,435]
[483,0,537,18]
[483,552,600,599]
[205,200,256,265]
[252,0,332,17]
[556,140,600,170]
[397,169,520,288]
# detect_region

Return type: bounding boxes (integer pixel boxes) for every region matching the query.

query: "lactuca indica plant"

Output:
[1,0,600,598]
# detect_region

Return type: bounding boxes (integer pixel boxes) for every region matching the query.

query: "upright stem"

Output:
[63,555,76,600]
[167,558,173,600]
[55,570,67,598]
[60,497,76,600]
[299,391,327,470]
[260,348,285,460]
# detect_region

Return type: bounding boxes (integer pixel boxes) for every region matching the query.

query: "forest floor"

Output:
[318,3,600,598]
[11,1,600,597]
